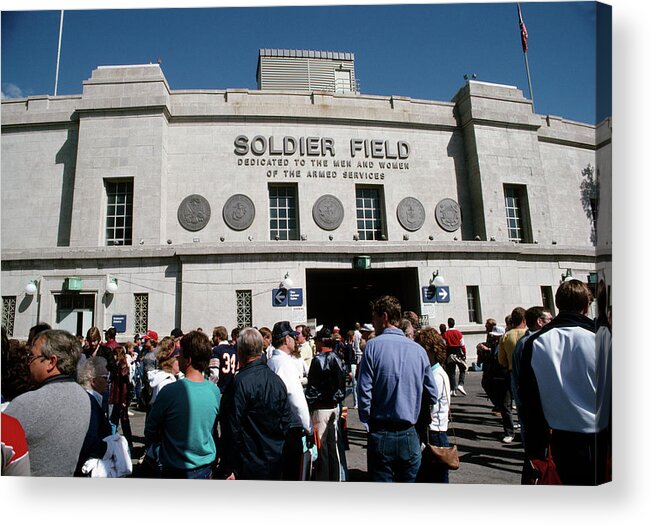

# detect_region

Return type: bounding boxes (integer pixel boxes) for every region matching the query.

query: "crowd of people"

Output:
[1,279,611,485]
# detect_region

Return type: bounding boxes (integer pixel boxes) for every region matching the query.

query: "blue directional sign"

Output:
[112,315,127,333]
[422,286,451,303]
[436,286,451,303]
[288,288,303,306]
[272,288,289,307]
[422,286,437,303]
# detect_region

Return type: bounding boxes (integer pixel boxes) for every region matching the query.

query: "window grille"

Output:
[2,296,17,337]
[236,290,253,328]
[134,293,149,335]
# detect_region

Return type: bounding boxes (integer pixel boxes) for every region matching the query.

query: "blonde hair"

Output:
[156,336,177,372]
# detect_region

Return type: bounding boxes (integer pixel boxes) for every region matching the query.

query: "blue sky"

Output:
[2,1,611,124]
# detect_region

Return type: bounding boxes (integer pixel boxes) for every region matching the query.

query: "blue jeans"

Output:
[417,431,450,483]
[367,426,421,482]
[162,464,213,479]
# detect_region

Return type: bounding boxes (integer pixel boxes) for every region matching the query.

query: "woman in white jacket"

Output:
[148,336,182,405]
[415,327,451,483]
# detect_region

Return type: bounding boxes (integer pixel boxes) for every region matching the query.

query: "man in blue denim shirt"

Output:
[357,295,437,482]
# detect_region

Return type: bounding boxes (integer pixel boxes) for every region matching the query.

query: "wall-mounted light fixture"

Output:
[25,279,39,295]
[280,272,294,290]
[430,270,445,287]
[106,276,119,294]
[561,268,573,283]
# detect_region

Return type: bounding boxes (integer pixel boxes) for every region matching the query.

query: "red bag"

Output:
[522,445,562,485]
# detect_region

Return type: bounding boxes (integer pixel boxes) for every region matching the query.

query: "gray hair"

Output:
[35,329,82,377]
[77,356,108,388]
[237,327,263,359]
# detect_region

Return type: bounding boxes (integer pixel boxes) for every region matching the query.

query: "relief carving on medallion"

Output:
[313,194,344,231]
[435,198,462,232]
[397,197,426,232]
[178,194,211,232]
[223,194,256,231]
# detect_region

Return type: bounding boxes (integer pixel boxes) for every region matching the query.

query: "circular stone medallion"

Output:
[435,198,462,232]
[397,197,426,232]
[177,194,211,232]
[223,194,256,231]
[313,194,344,231]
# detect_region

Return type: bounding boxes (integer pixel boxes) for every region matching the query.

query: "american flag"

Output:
[518,3,529,53]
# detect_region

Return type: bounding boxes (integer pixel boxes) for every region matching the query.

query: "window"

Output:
[134,293,149,335]
[541,286,556,316]
[2,296,17,337]
[356,186,386,240]
[105,180,133,246]
[334,69,352,93]
[466,286,481,323]
[55,294,95,337]
[269,185,299,240]
[236,290,253,328]
[504,184,532,243]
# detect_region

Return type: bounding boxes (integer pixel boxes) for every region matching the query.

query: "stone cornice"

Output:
[1,242,600,264]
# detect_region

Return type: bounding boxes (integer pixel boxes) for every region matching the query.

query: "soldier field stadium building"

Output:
[1,49,612,349]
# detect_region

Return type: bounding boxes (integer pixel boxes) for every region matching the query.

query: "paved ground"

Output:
[126,368,523,484]
[342,369,524,484]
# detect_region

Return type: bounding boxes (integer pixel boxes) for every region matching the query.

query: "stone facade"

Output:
[1,64,611,348]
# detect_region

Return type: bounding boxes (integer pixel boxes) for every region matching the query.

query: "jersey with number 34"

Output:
[215,344,238,393]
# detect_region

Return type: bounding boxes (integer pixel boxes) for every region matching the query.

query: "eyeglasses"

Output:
[26,352,48,364]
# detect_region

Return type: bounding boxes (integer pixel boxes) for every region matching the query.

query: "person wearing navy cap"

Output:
[305,327,347,481]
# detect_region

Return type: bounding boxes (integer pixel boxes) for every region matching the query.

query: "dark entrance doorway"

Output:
[306,268,420,333]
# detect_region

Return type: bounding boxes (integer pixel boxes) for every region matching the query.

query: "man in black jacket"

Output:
[218,327,292,480]
[305,327,347,481]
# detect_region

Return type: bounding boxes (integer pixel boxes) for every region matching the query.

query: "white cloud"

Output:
[1,83,26,100]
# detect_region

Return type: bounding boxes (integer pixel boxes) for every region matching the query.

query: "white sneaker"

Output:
[127,411,135,416]
[456,385,467,396]
[451,390,457,396]
[502,435,514,444]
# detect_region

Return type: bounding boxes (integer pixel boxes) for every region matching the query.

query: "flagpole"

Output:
[517,3,535,113]
[54,10,64,96]
[523,51,535,113]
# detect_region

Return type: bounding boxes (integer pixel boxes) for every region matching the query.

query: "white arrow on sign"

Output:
[438,288,448,301]
[274,290,287,303]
